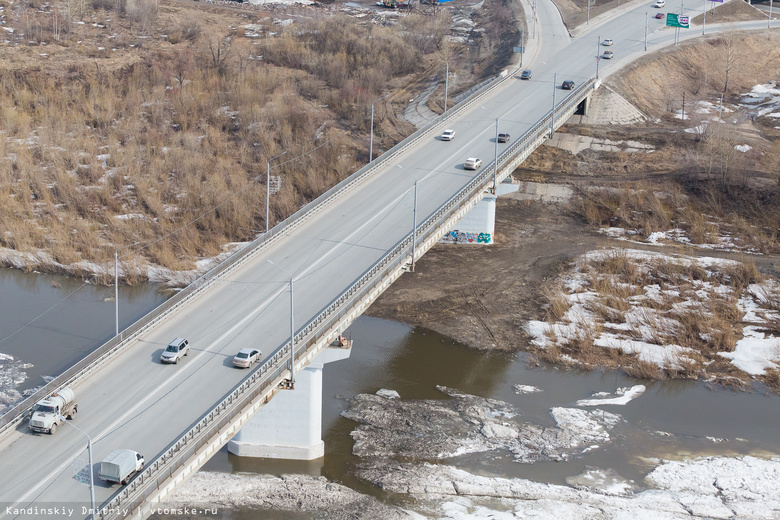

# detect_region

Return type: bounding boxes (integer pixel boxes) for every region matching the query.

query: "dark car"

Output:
[562,80,575,90]
[519,69,532,80]
[655,12,665,18]
[497,133,510,143]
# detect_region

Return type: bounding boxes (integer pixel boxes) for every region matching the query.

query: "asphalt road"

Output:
[0,0,774,516]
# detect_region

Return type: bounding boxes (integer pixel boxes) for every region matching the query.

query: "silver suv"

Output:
[161,338,190,364]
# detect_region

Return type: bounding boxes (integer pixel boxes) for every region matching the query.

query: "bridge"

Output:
[0,0,772,517]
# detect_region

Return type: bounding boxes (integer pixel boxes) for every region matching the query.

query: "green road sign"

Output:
[666,13,690,28]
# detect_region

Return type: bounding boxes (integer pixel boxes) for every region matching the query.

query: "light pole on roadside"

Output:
[115,242,139,336]
[266,151,287,234]
[645,12,649,50]
[770,0,773,28]
[702,0,706,34]
[493,117,499,193]
[58,416,95,519]
[396,165,418,272]
[596,35,601,79]
[369,103,375,162]
[267,260,295,388]
[550,73,557,139]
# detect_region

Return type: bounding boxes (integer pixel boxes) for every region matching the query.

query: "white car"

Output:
[654,0,665,7]
[233,348,261,368]
[602,38,613,46]
[464,157,482,170]
[160,338,189,364]
[441,129,456,141]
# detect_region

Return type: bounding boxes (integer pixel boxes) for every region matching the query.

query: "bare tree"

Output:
[721,29,738,94]
[171,47,194,94]
[205,33,232,76]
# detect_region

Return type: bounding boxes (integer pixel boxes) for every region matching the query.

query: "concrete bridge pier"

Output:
[440,193,496,244]
[227,343,352,460]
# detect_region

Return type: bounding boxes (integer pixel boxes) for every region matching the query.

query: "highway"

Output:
[0,0,774,516]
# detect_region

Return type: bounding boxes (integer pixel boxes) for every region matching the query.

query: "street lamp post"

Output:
[702,0,706,34]
[268,260,295,388]
[58,415,95,519]
[369,103,374,163]
[645,12,648,50]
[396,165,418,272]
[444,62,449,115]
[493,117,499,194]
[770,0,773,28]
[266,151,288,234]
[596,35,601,79]
[550,73,557,138]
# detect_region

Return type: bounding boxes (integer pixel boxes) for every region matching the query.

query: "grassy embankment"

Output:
[0,0,521,284]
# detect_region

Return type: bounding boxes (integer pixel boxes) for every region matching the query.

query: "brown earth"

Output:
[367,29,780,389]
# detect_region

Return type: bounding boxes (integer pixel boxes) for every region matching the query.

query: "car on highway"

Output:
[464,157,482,170]
[519,69,532,80]
[233,348,261,368]
[161,337,190,364]
[654,0,664,6]
[602,38,613,46]
[440,129,456,141]
[655,12,665,18]
[562,80,575,90]
[602,50,614,59]
[497,133,510,143]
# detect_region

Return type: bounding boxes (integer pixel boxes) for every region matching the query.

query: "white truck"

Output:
[28,387,78,435]
[98,449,145,485]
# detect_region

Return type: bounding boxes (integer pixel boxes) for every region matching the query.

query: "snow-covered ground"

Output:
[165,455,780,519]
[526,248,780,378]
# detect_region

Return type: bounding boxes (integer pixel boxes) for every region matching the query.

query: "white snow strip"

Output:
[576,385,646,406]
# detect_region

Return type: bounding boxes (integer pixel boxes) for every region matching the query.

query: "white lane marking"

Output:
[6,172,423,510]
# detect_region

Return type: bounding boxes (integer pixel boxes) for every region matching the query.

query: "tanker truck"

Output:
[28,387,78,435]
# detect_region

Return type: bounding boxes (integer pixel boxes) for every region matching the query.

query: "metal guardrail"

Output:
[99,76,597,519]
[0,64,523,436]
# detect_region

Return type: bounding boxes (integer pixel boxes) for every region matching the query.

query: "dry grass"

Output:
[534,248,780,385]
[0,0,506,283]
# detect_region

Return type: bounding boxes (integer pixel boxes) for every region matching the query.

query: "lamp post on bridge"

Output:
[266,151,287,234]
[58,415,95,520]
[268,260,295,388]
[396,165,418,272]
[480,106,500,195]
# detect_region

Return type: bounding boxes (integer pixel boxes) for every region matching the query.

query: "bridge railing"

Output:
[0,64,526,435]
[99,77,597,519]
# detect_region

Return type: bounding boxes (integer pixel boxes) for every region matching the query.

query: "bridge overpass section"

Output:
[0,1,773,517]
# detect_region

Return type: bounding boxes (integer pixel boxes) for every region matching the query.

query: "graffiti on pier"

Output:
[440,230,492,244]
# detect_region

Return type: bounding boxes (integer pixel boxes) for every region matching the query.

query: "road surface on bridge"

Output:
[0,1,771,514]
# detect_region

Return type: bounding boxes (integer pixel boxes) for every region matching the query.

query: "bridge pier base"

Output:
[227,343,352,460]
[440,193,496,244]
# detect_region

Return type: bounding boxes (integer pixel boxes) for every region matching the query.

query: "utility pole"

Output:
[493,118,499,194]
[266,151,287,234]
[702,0,706,34]
[369,103,374,163]
[550,73,557,139]
[267,260,296,388]
[587,0,591,25]
[596,35,601,79]
[645,12,648,50]
[444,62,449,115]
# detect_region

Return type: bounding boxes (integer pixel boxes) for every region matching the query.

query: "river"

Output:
[2,270,780,517]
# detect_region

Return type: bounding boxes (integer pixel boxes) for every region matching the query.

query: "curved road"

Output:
[0,0,774,516]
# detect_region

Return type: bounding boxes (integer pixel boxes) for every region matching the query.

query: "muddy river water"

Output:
[2,270,780,517]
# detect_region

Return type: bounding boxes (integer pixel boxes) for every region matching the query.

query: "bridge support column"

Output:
[227,344,351,460]
[440,193,496,244]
